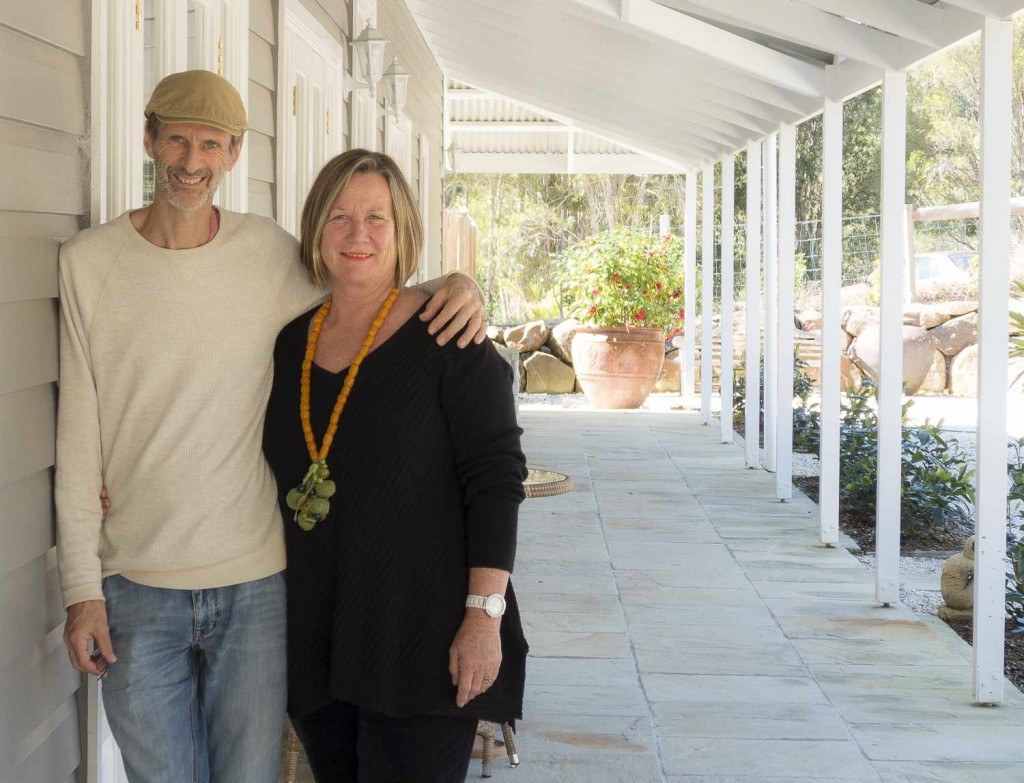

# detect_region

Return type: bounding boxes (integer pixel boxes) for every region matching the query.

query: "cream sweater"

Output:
[56,210,322,607]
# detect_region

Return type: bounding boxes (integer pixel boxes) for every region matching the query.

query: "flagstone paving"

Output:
[486,407,1024,783]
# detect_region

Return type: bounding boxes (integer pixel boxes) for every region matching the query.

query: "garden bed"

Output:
[791,473,1023,693]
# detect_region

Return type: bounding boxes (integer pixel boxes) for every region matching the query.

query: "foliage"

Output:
[1012,280,1024,362]
[731,354,819,454]
[556,228,685,332]
[1008,440,1024,632]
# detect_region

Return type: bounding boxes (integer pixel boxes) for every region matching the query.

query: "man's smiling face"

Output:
[145,121,240,213]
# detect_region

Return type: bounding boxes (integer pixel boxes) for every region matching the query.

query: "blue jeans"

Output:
[100,573,287,783]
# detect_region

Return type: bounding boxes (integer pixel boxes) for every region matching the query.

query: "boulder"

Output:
[840,330,853,351]
[930,312,978,357]
[948,344,978,396]
[653,349,681,393]
[505,320,549,352]
[842,306,879,337]
[486,325,506,345]
[796,309,822,332]
[523,351,576,394]
[918,300,978,329]
[547,319,581,365]
[902,306,922,327]
[841,282,872,306]
[518,353,528,392]
[850,324,938,395]
[918,350,948,395]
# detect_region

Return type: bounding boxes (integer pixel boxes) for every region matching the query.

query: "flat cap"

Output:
[145,70,249,136]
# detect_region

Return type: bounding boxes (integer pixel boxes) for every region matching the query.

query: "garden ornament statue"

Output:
[938,535,976,621]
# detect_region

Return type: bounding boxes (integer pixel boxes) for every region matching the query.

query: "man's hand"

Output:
[63,600,117,677]
[448,613,502,708]
[100,486,110,518]
[419,273,488,349]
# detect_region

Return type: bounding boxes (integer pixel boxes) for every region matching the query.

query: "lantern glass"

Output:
[352,24,388,93]
[383,58,410,114]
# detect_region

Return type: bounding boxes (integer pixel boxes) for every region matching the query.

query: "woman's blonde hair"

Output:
[299,149,423,289]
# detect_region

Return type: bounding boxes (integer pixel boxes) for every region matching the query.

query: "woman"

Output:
[263,149,528,782]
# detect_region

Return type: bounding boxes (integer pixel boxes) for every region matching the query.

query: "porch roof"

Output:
[412,0,1024,172]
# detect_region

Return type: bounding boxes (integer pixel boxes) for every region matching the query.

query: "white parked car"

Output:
[914,251,976,284]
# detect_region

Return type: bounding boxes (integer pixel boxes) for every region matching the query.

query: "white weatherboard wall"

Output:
[0,2,88,781]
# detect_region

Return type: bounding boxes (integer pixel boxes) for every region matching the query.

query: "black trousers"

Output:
[291,701,478,783]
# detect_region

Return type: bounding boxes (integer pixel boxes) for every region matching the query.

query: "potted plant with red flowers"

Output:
[557,227,685,408]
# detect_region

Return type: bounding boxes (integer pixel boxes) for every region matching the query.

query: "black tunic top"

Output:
[263,303,528,723]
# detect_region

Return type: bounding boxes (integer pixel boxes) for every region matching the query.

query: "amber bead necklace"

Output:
[287,288,399,530]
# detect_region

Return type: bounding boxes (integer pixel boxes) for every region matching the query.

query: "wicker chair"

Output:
[476,721,520,778]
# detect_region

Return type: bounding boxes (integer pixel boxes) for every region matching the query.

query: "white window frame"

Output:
[276,0,345,235]
[91,0,249,224]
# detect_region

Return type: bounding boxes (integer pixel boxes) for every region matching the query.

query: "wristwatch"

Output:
[466,593,507,618]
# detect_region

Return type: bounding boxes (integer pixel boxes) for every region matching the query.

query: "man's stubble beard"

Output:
[152,155,224,213]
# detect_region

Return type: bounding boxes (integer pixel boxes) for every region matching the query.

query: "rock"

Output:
[487,325,505,345]
[505,320,549,352]
[930,312,977,357]
[547,319,581,365]
[841,283,871,306]
[796,309,821,331]
[494,345,520,409]
[918,350,948,395]
[918,300,978,329]
[654,349,681,393]
[902,306,922,326]
[518,353,528,392]
[842,306,879,337]
[523,351,576,394]
[849,324,937,395]
[948,344,978,396]
[938,537,975,621]
[840,331,853,351]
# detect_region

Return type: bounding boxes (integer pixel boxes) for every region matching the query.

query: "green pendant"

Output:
[287,460,337,531]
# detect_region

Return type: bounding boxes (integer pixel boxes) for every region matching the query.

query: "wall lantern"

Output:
[383,57,410,116]
[351,23,388,96]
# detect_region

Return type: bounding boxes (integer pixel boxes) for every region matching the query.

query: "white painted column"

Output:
[745,141,762,468]
[701,164,715,424]
[777,125,796,501]
[763,134,779,472]
[683,173,698,402]
[973,16,1012,706]
[721,155,735,444]
[876,69,907,606]
[820,95,843,546]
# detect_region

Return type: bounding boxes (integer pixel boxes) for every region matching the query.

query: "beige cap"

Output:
[145,70,249,136]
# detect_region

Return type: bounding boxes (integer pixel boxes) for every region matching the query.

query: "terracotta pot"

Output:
[570,326,666,409]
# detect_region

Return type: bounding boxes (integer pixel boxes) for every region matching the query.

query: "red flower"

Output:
[672,290,682,299]
[591,288,600,295]
[678,309,685,320]
[625,284,632,290]
[613,273,622,282]
[647,251,655,258]
[589,306,597,314]
[634,309,646,320]
[656,283,663,291]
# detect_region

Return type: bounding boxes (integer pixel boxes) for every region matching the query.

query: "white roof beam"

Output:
[571,0,826,97]
[444,64,713,168]
[428,39,761,147]
[655,0,932,69]
[454,151,687,175]
[936,0,1012,18]
[795,0,984,48]
[418,0,821,115]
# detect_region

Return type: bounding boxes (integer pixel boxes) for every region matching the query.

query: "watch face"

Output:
[484,594,505,617]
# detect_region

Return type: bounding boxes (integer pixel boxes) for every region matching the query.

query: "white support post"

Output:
[820,94,843,546]
[683,173,698,403]
[745,141,762,468]
[876,69,907,606]
[701,164,715,425]
[721,154,735,444]
[777,125,796,501]
[972,16,1011,706]
[763,134,779,472]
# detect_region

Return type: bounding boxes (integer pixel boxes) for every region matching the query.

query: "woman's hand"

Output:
[449,613,502,708]
[419,272,488,348]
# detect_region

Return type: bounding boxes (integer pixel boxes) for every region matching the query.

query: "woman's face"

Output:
[320,172,397,289]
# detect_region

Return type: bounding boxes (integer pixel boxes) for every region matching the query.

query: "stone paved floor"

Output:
[484,406,1024,783]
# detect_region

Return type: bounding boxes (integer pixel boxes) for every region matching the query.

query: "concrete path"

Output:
[491,407,1024,783]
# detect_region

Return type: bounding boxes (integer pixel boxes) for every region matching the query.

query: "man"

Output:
[56,70,488,783]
